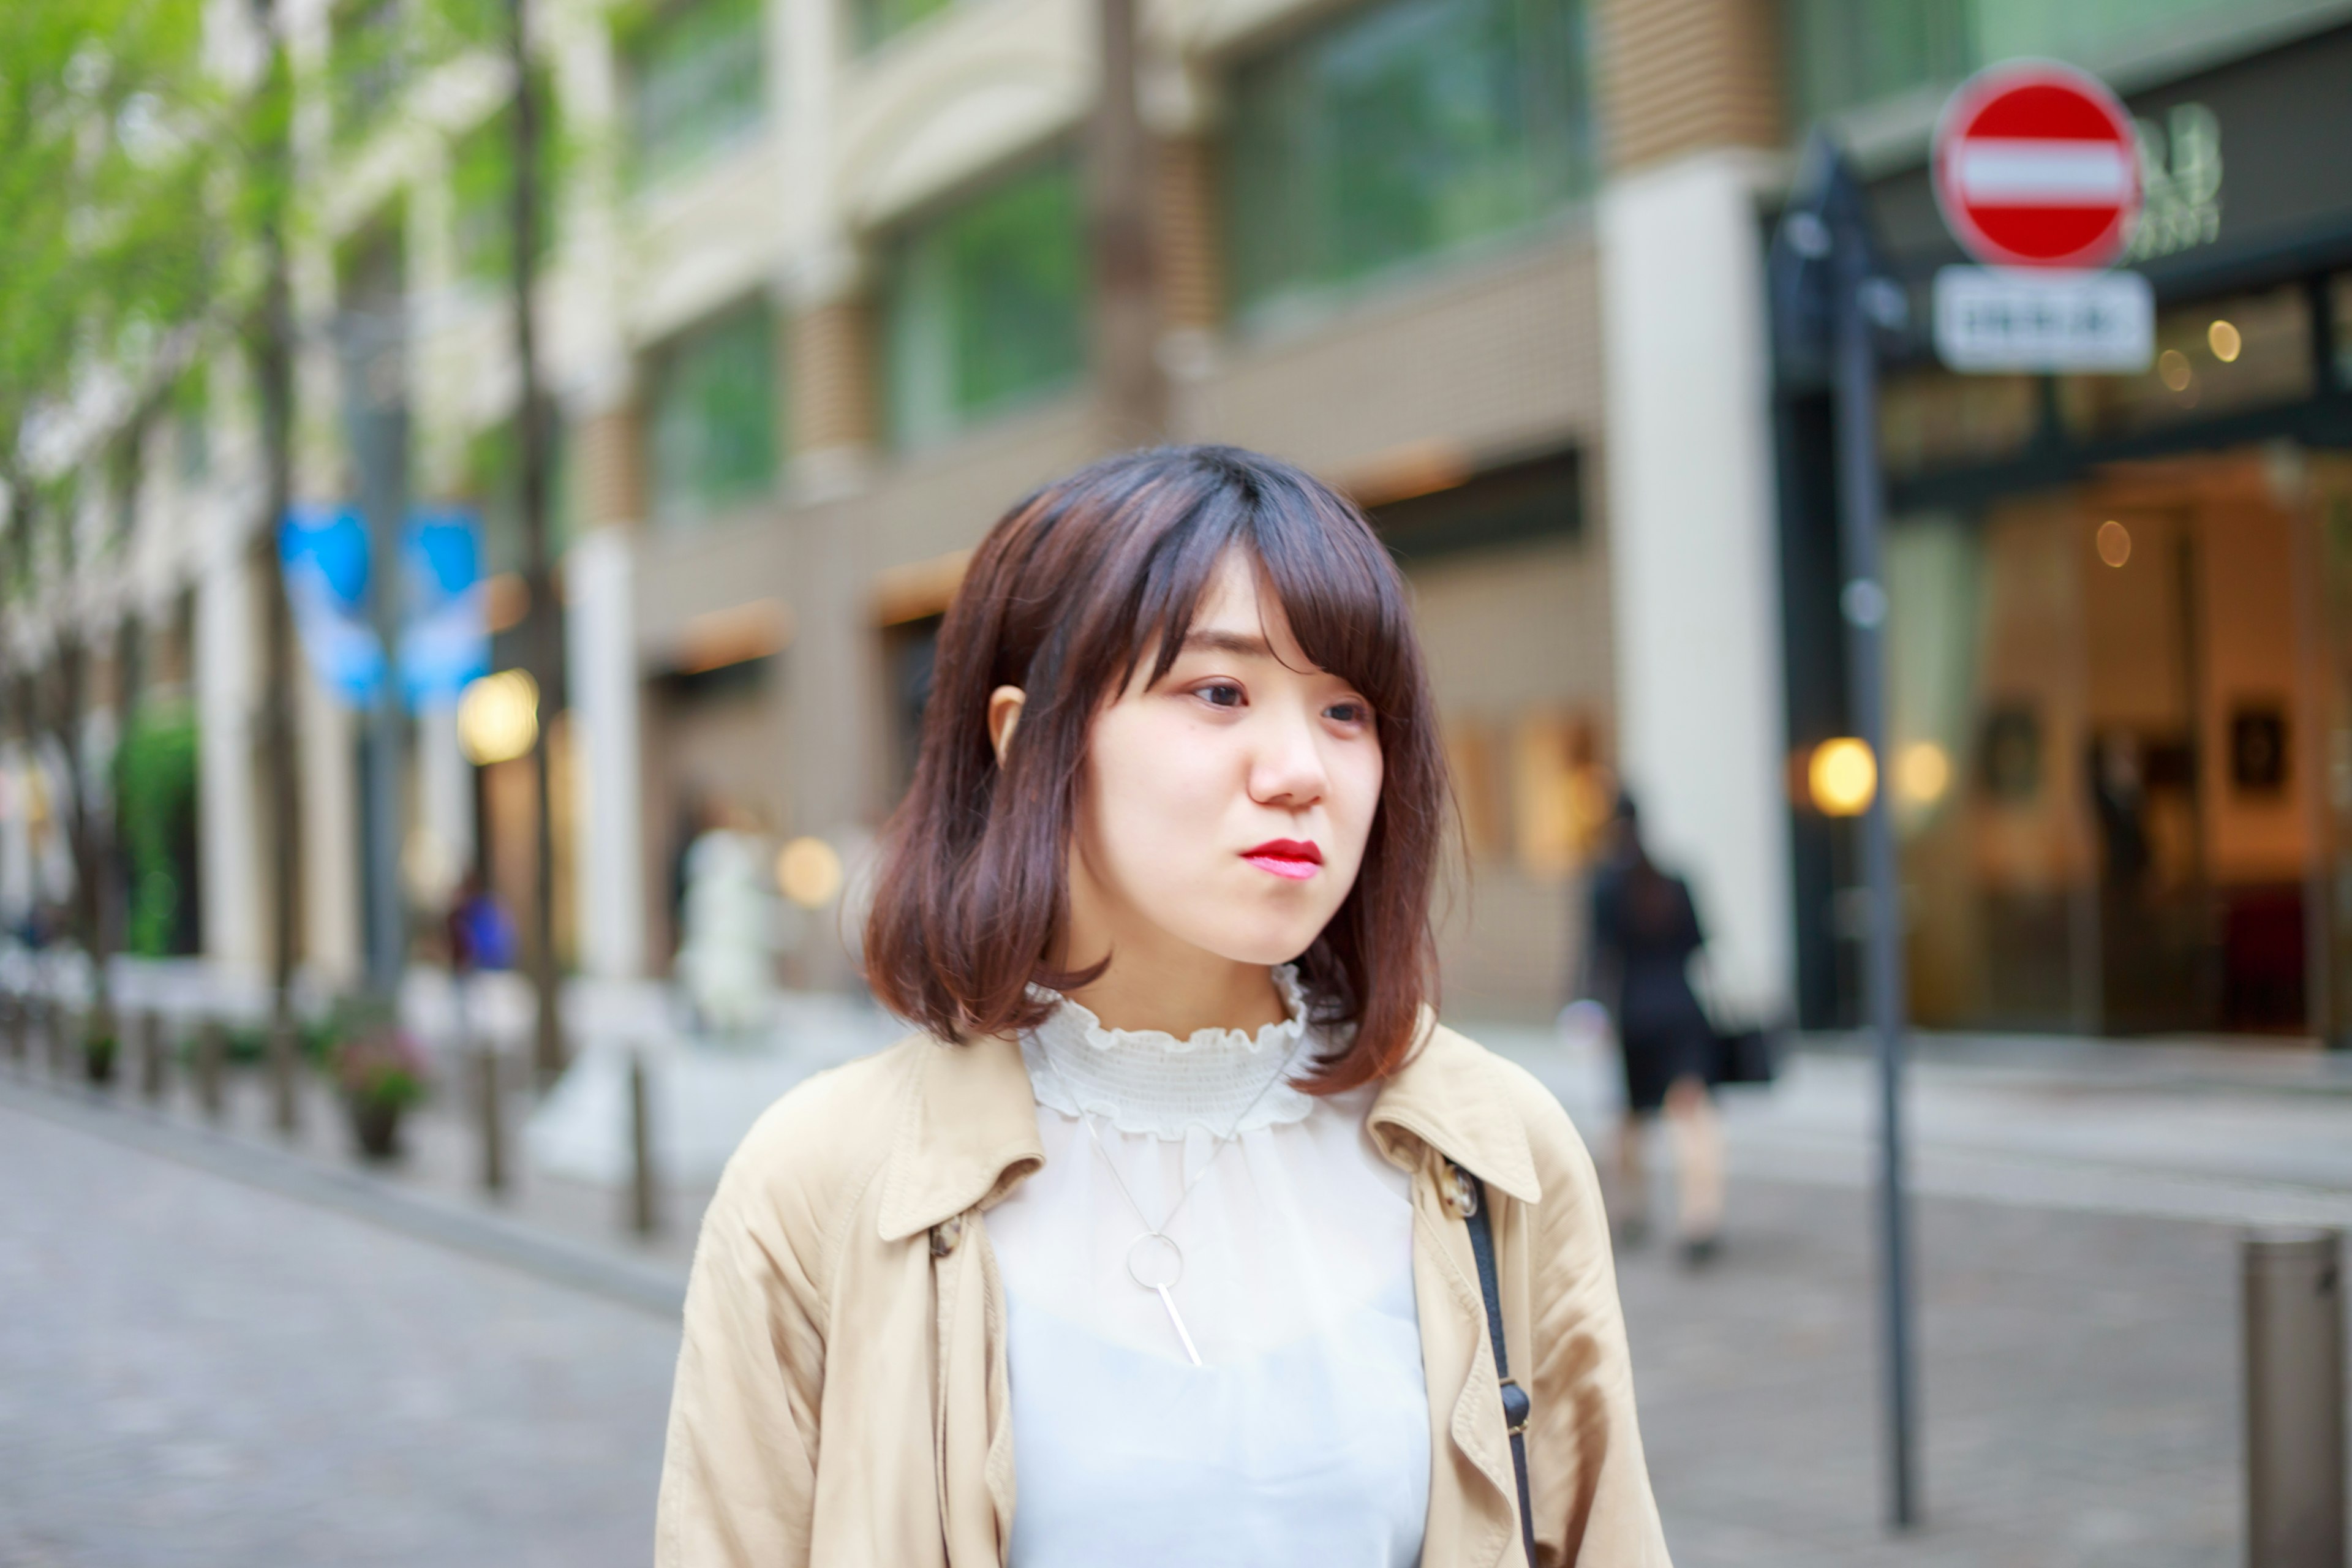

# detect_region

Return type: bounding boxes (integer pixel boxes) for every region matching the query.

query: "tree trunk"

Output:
[249,0,304,1131]
[50,633,115,1058]
[507,0,565,1084]
[1090,0,1165,447]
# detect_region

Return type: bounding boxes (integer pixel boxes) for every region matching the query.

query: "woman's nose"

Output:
[1250,704,1329,807]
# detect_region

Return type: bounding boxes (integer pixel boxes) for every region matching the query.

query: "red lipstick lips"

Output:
[1242,839,1323,881]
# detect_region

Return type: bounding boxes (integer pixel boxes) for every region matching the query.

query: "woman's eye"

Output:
[1198,682,1245,709]
[1325,701,1370,725]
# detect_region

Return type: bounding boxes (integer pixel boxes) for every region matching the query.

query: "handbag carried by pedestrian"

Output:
[1711,1020,1782,1086]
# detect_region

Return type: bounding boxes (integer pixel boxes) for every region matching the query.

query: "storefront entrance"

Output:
[1885,450,2350,1036]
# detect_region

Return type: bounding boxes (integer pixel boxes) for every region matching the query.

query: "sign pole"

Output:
[1829,170,1921,1534]
[1782,56,2151,1529]
[338,307,411,1002]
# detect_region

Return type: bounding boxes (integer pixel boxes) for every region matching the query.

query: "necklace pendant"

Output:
[1125,1231,1203,1366]
[1156,1285,1204,1367]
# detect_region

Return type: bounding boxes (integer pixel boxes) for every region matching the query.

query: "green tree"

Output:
[0,0,216,1060]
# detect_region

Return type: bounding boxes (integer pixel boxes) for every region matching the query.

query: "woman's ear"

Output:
[987,685,1027,766]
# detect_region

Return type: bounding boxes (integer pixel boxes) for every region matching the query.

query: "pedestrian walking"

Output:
[656,447,1668,1567]
[1584,795,1725,1264]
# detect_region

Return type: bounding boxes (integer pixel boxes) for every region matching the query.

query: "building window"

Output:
[623,0,765,187]
[1782,0,2253,123]
[1224,0,1594,322]
[451,80,560,285]
[851,0,956,51]
[645,300,780,531]
[883,158,1085,450]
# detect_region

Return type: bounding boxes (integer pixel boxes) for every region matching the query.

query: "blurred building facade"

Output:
[1767,6,2352,1043]
[9,0,2351,1035]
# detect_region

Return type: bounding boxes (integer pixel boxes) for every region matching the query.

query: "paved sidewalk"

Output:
[0,1035,714,1300]
[0,1096,678,1568]
[1480,1023,2352,1227]
[1621,1180,2252,1567]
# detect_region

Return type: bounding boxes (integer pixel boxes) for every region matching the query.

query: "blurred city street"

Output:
[7,1028,2350,1566]
[6,0,2352,1558]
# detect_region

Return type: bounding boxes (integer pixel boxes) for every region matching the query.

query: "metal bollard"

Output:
[138,1011,167,1103]
[195,1020,227,1121]
[475,1045,507,1196]
[268,1015,301,1137]
[627,1050,658,1237]
[2244,1227,2346,1568]
[44,1000,69,1079]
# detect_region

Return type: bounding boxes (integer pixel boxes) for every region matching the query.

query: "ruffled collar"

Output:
[1020,966,1317,1140]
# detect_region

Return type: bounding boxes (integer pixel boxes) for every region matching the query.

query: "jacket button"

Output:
[930,1214,965,1257]
[1450,1168,1480,1219]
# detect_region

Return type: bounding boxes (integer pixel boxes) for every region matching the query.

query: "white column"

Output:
[566,527,644,978]
[1599,149,1793,1019]
[195,544,264,971]
[416,704,473,900]
[298,659,363,986]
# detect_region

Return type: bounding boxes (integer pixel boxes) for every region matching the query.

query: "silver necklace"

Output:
[1037,1032,1302,1367]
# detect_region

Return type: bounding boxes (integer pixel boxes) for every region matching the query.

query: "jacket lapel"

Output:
[1368,1018,1542,1204]
[1378,1019,1543,1566]
[875,1032,1047,1243]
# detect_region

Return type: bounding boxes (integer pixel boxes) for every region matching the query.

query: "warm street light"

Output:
[1895,741,1950,805]
[776,836,844,909]
[1810,736,1878,816]
[458,669,538,766]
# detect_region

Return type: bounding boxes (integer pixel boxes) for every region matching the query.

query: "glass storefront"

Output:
[1883,448,2342,1035]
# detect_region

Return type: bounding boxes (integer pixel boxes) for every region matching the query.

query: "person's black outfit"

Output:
[1588,861,1714,1114]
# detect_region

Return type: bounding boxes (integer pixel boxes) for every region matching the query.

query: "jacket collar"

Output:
[874,1009,1542,1243]
[1368,1014,1542,1205]
[875,1031,1045,1243]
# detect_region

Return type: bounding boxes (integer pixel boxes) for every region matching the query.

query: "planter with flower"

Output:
[334,1024,428,1160]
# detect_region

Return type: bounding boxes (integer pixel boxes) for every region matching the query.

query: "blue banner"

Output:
[279,505,383,705]
[400,508,489,710]
[279,504,489,712]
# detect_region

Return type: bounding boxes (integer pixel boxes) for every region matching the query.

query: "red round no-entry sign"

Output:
[1932,61,2143,269]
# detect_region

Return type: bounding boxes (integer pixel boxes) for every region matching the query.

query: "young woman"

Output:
[656,446,1668,1567]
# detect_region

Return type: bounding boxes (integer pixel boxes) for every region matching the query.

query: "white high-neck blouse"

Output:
[987,968,1431,1568]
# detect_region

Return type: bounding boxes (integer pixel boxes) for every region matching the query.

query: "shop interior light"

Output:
[777,836,845,909]
[2157,349,2193,391]
[457,669,539,766]
[2097,519,2132,567]
[1896,742,1951,805]
[1809,737,1877,817]
[2207,319,2242,362]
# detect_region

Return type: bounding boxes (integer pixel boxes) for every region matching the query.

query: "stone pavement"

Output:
[0,1095,678,1568]
[1483,1023,2352,1567]
[1488,1022,2352,1229]
[1619,1179,2245,1567]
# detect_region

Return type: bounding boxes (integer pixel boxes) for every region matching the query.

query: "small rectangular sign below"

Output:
[1932,265,2154,372]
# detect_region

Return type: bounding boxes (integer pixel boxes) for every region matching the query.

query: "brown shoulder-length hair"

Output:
[862,444,1451,1092]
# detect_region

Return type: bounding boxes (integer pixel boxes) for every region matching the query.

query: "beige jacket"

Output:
[655,1019,1671,1567]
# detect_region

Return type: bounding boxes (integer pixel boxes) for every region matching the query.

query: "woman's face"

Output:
[1066,551,1385,971]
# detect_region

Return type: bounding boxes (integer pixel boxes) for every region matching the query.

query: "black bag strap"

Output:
[1454,1163,1537,1567]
